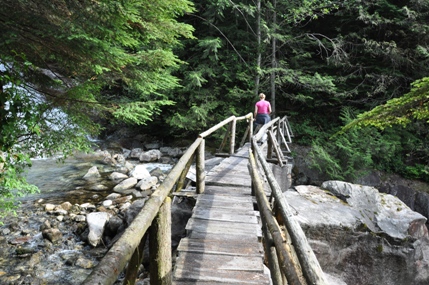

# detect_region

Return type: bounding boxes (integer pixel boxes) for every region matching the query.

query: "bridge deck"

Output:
[172,144,271,284]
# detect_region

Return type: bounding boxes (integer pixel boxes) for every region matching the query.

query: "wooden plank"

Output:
[203,185,251,196]
[173,267,270,285]
[187,231,260,243]
[192,208,258,224]
[195,198,253,212]
[197,193,253,204]
[185,218,261,236]
[177,237,263,256]
[175,252,264,272]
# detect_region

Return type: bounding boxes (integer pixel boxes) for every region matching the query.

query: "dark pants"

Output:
[254,113,271,130]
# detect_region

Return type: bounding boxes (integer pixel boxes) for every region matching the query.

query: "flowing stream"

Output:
[0,151,172,284]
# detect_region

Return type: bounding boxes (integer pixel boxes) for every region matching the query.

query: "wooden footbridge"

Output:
[83,114,329,285]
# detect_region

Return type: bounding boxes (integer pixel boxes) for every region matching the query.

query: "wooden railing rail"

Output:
[250,116,328,285]
[82,113,253,285]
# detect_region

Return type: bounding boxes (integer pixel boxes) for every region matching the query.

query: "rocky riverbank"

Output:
[0,145,196,285]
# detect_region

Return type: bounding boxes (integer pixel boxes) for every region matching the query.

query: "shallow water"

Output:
[22,153,172,205]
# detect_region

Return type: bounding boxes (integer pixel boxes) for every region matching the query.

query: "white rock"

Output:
[102,200,113,207]
[113,177,138,192]
[74,215,86,222]
[80,203,96,210]
[129,165,151,180]
[87,212,111,247]
[45,204,56,211]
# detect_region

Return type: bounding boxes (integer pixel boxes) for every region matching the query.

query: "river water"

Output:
[0,151,173,284]
[23,152,172,204]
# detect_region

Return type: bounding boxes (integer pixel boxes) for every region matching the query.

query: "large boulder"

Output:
[321,180,428,240]
[285,183,429,285]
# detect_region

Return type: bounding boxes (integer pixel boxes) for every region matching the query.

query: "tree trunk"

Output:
[255,0,261,96]
[271,0,277,116]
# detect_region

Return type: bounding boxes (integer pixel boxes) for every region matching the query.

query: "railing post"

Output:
[230,118,237,155]
[150,197,172,285]
[249,115,254,142]
[122,234,148,285]
[196,138,205,194]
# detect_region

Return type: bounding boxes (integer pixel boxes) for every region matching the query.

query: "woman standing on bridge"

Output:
[254,93,272,128]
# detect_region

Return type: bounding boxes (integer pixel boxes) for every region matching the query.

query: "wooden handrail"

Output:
[83,138,203,285]
[83,113,253,285]
[251,117,328,285]
[82,113,327,285]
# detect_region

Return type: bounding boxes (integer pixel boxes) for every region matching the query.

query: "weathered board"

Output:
[173,144,271,285]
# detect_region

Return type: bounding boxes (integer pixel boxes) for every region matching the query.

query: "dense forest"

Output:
[1,0,428,214]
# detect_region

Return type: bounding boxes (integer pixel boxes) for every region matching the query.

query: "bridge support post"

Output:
[271,163,291,192]
[150,197,172,285]
[196,139,205,194]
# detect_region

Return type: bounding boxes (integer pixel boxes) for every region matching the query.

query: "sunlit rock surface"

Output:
[285,182,429,285]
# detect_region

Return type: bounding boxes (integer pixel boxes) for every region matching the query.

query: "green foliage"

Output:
[341,77,429,131]
[309,107,429,182]
[0,0,195,216]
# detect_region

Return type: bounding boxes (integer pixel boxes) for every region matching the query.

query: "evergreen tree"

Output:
[0,0,194,217]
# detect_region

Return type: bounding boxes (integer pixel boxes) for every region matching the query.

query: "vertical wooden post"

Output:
[230,118,237,155]
[196,138,205,194]
[249,116,254,142]
[150,197,172,285]
[123,234,148,285]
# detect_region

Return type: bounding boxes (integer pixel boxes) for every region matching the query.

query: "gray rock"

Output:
[285,184,429,285]
[124,199,147,226]
[139,149,162,162]
[90,184,108,191]
[136,176,158,191]
[130,148,143,159]
[113,177,138,192]
[42,228,63,243]
[106,215,124,235]
[109,171,128,180]
[321,180,427,240]
[83,166,101,180]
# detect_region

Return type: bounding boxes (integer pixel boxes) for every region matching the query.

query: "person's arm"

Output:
[254,105,258,118]
[268,102,272,114]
